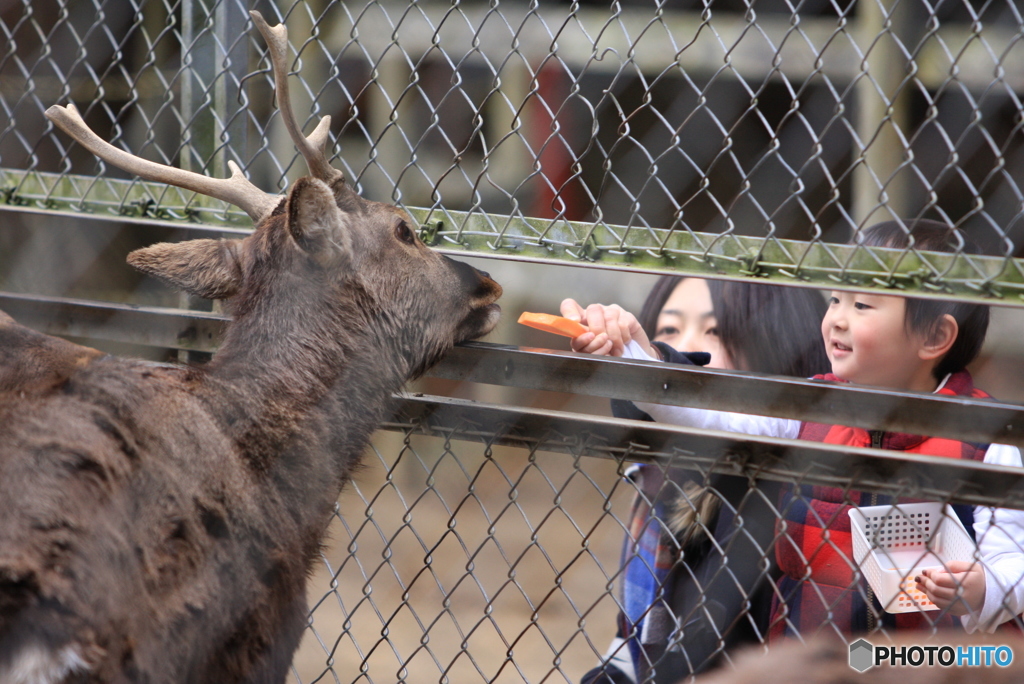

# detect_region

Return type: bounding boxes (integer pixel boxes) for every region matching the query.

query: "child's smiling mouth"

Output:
[831,340,852,355]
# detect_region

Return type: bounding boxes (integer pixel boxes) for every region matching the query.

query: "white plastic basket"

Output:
[848,502,977,613]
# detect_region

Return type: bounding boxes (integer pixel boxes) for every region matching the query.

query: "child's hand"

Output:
[916,561,986,616]
[559,298,656,358]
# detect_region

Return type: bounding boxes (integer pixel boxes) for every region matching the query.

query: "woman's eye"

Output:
[395,221,416,245]
[706,327,720,337]
[655,326,678,338]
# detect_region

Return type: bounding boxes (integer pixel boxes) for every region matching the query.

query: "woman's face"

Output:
[653,279,735,369]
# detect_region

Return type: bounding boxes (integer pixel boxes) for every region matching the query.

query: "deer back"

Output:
[0,311,104,397]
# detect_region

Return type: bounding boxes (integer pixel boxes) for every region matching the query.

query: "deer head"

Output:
[45,11,500,381]
[122,174,501,380]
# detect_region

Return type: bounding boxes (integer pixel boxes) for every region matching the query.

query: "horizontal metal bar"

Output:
[4,293,1022,447]
[0,292,228,353]
[5,170,1024,305]
[407,207,1024,306]
[0,203,252,237]
[434,343,1024,449]
[384,394,1024,511]
[12,280,1024,508]
[1,169,254,228]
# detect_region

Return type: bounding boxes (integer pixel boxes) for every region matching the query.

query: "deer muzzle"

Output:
[448,257,502,339]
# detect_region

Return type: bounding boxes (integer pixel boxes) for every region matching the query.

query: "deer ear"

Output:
[127,239,243,300]
[286,177,351,265]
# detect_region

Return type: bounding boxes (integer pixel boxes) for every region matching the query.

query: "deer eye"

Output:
[395,220,416,245]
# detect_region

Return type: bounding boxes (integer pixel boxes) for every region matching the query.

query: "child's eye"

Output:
[854,301,871,310]
[828,296,839,305]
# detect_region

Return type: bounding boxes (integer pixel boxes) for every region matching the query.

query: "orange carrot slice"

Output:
[517,312,588,338]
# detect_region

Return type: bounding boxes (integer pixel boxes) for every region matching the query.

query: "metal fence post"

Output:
[853,0,922,226]
[180,0,250,180]
[178,0,252,361]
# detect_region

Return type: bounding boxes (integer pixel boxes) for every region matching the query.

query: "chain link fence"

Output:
[4,0,1024,682]
[5,0,1024,296]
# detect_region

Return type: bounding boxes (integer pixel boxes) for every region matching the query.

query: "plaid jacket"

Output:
[613,344,721,683]
[618,465,679,678]
[769,370,990,640]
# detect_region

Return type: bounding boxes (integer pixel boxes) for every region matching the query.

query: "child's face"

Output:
[821,291,936,392]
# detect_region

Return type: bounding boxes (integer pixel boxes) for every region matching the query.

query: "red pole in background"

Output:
[528,61,586,221]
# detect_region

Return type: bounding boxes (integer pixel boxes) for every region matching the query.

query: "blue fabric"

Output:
[616,343,708,677]
[618,466,677,674]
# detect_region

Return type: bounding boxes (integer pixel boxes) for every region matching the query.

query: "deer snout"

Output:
[447,257,502,339]
[471,269,500,301]
[447,257,502,303]
[472,267,502,306]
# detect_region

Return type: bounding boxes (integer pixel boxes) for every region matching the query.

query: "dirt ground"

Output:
[288,428,637,684]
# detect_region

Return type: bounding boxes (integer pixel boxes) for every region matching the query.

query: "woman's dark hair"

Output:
[636,275,830,377]
[637,276,686,341]
[858,219,990,380]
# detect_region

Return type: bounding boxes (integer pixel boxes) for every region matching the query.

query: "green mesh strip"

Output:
[5,169,1024,306]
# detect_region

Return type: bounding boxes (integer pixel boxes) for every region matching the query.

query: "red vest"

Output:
[769,371,990,640]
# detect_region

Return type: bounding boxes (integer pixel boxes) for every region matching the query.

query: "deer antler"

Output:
[45,103,280,222]
[249,11,345,188]
[45,13,344,222]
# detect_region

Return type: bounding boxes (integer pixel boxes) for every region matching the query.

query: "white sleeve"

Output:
[595,637,636,683]
[962,443,1024,632]
[619,340,801,440]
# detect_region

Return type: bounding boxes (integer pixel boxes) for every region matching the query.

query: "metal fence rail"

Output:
[8,291,1024,448]
[5,1,1024,683]
[387,394,1024,511]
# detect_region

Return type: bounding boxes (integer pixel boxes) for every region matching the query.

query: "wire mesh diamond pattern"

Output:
[5,0,1024,296]
[290,429,636,683]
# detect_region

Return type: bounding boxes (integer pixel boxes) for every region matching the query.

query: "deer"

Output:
[0,11,501,684]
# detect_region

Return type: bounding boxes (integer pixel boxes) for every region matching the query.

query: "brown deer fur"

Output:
[0,138,501,681]
[0,312,104,397]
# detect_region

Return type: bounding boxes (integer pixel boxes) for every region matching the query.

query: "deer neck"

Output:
[199,281,408,473]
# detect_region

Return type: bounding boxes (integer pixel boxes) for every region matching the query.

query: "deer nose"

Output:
[475,268,491,279]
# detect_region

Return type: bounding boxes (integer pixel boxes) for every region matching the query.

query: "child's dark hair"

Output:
[636,276,830,378]
[858,219,989,380]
